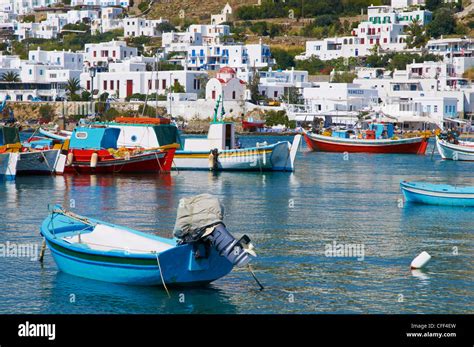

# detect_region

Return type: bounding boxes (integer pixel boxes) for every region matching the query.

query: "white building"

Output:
[124,17,168,37]
[187,42,274,71]
[390,0,425,9]
[162,24,231,53]
[66,9,99,24]
[205,66,246,101]
[211,3,232,25]
[28,48,84,70]
[257,67,310,100]
[91,7,123,34]
[1,0,57,15]
[83,41,138,66]
[353,60,474,124]
[297,5,432,61]
[427,37,474,60]
[71,0,129,8]
[16,13,68,40]
[80,68,207,100]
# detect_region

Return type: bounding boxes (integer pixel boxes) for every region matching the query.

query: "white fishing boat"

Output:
[436,137,474,161]
[16,149,66,175]
[100,97,301,172]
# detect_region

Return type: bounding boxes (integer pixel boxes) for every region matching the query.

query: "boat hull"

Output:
[401,181,474,206]
[303,131,428,154]
[174,137,300,171]
[0,152,18,181]
[65,149,175,174]
[16,149,63,175]
[436,138,474,161]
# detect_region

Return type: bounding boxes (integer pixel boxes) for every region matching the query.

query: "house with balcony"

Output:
[296,4,432,61]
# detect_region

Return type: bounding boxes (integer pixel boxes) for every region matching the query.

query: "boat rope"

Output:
[39,151,54,175]
[154,152,164,173]
[155,253,171,298]
[39,238,47,263]
[247,264,264,291]
[52,208,97,227]
[172,159,179,175]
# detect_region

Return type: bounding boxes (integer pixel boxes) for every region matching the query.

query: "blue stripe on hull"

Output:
[0,174,15,181]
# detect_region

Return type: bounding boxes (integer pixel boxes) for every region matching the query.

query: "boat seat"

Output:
[62,224,174,254]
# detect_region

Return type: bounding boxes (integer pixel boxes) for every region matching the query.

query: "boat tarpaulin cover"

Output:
[153,125,182,147]
[173,194,224,239]
[0,127,20,145]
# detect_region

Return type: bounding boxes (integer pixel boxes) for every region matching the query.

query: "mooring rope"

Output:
[155,253,170,298]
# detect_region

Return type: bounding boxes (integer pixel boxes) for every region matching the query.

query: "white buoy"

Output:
[66,152,74,166]
[90,152,98,168]
[410,251,431,269]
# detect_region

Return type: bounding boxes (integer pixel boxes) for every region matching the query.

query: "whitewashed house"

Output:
[162,24,230,53]
[255,67,310,100]
[187,42,274,71]
[83,41,138,66]
[91,7,123,34]
[211,3,232,25]
[71,0,129,8]
[297,5,432,61]
[80,65,207,100]
[123,17,168,37]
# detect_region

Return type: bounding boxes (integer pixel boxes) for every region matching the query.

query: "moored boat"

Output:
[40,194,256,286]
[400,181,474,206]
[64,126,177,174]
[96,98,301,171]
[0,126,66,175]
[303,124,428,154]
[436,135,474,161]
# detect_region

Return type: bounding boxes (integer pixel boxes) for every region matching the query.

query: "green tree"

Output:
[427,8,457,38]
[405,20,429,48]
[280,86,301,104]
[65,77,81,100]
[248,71,261,104]
[1,71,20,82]
[170,81,185,93]
[331,71,357,83]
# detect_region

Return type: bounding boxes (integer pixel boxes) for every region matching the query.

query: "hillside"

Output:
[147,0,254,24]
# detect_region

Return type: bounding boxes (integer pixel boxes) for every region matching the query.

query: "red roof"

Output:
[219,66,236,74]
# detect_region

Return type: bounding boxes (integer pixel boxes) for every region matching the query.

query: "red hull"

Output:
[303,133,428,154]
[64,148,176,174]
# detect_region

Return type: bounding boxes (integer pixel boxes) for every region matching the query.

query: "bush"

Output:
[39,104,55,122]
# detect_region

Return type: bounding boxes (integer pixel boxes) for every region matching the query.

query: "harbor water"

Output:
[0,135,472,314]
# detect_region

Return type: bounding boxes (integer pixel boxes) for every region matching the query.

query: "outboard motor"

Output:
[203,224,254,267]
[173,194,256,267]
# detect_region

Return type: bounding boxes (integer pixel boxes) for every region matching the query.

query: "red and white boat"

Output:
[64,126,177,174]
[302,124,428,154]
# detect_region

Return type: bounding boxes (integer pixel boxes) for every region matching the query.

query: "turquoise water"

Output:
[0,136,473,314]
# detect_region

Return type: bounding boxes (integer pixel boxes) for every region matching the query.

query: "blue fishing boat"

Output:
[400,181,474,207]
[40,195,256,286]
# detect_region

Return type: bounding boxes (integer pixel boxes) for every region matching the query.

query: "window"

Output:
[232,91,236,99]
[87,80,90,90]
[162,79,166,89]
[274,91,278,98]
[434,105,438,113]
[93,51,97,57]
[110,80,114,90]
[103,80,107,90]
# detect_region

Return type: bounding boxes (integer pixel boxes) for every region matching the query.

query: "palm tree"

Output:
[405,19,428,49]
[1,71,20,82]
[65,77,81,100]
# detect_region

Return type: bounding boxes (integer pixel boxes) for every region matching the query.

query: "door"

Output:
[126,80,133,98]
